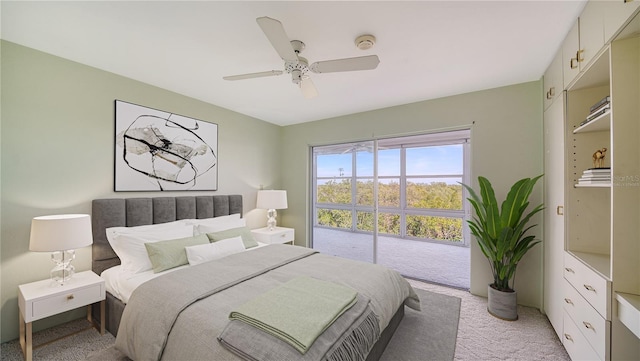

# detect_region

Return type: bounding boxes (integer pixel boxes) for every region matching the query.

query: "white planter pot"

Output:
[487,284,518,321]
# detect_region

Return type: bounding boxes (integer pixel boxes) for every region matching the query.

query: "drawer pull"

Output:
[564,298,573,305]
[565,267,575,273]
[66,294,74,300]
[564,333,573,342]
[583,321,594,330]
[583,284,596,292]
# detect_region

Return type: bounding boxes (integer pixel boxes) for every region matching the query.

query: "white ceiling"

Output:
[1,1,586,126]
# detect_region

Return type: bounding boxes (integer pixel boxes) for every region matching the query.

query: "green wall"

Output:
[281,81,544,308]
[0,41,282,342]
[1,39,545,343]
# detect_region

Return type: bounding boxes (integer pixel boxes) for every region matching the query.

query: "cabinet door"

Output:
[544,93,566,338]
[544,50,563,111]
[604,0,640,43]
[579,0,606,71]
[563,20,580,89]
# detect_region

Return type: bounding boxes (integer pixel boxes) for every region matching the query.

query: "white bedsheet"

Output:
[101,242,269,303]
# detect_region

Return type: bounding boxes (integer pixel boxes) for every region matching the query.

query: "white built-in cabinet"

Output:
[543,1,640,360]
[543,91,565,339]
[544,51,563,111]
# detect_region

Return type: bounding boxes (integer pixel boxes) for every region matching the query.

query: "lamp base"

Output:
[51,250,76,285]
[266,209,278,231]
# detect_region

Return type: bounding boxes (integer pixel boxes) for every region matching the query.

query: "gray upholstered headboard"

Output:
[91,195,243,275]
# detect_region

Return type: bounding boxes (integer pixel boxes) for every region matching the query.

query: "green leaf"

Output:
[461,175,543,292]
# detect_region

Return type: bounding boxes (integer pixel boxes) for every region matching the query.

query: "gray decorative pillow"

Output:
[145,234,209,273]
[205,227,259,249]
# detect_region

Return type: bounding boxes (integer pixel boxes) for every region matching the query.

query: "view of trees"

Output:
[316,179,463,242]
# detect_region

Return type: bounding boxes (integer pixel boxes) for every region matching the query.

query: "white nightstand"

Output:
[18,270,105,361]
[251,226,295,245]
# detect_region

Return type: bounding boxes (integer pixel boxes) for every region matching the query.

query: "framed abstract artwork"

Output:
[114,100,218,191]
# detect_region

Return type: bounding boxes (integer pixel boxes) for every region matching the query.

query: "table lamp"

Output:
[256,190,288,231]
[29,214,93,285]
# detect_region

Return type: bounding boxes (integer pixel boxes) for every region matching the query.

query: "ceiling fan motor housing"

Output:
[286,56,309,84]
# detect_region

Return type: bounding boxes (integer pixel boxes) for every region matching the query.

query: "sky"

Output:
[316,144,463,184]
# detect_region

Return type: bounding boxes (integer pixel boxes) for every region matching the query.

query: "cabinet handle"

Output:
[577,49,584,63]
[546,90,552,100]
[583,321,594,330]
[570,57,578,69]
[549,87,555,98]
[556,205,564,216]
[564,298,573,305]
[583,284,596,292]
[564,333,574,342]
[66,294,74,300]
[565,267,575,273]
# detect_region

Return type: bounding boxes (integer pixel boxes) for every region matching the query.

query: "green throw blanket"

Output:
[228,276,358,354]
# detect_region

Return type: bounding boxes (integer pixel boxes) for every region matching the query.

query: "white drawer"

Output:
[563,279,610,360]
[563,311,602,361]
[252,227,294,244]
[564,253,611,319]
[31,283,103,321]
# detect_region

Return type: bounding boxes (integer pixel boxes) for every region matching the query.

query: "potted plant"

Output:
[460,175,543,320]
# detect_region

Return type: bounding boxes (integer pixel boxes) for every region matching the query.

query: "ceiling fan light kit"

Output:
[223,16,380,98]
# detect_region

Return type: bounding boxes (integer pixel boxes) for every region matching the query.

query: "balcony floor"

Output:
[312,227,470,289]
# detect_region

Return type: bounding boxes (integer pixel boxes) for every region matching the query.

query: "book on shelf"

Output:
[589,101,610,115]
[578,179,611,185]
[580,175,611,181]
[582,167,611,173]
[579,105,611,126]
[589,95,611,113]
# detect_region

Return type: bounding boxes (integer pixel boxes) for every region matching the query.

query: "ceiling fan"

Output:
[223,16,380,99]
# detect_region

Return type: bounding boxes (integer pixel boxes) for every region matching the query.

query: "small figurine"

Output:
[592,147,607,168]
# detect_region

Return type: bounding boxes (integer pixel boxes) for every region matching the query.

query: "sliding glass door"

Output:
[311,130,471,288]
[313,141,376,263]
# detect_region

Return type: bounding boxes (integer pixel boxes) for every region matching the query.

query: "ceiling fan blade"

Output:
[223,70,283,81]
[300,78,318,99]
[310,55,380,74]
[256,17,298,62]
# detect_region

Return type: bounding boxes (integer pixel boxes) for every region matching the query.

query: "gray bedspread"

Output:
[115,245,420,361]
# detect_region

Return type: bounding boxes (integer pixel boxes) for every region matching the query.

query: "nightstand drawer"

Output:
[564,253,610,319]
[32,283,103,321]
[251,227,294,245]
[563,279,609,360]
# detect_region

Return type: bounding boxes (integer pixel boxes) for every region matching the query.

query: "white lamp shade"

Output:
[256,190,288,210]
[29,214,93,252]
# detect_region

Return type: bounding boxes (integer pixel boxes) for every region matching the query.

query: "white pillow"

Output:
[108,224,194,274]
[185,236,246,266]
[106,220,189,246]
[193,217,246,235]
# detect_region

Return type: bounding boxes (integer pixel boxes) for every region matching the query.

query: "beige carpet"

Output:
[408,280,570,360]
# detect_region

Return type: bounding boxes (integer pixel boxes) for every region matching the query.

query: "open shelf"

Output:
[573,110,611,134]
[569,250,611,280]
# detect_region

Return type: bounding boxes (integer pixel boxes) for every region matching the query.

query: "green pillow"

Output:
[145,234,209,273]
[206,227,259,249]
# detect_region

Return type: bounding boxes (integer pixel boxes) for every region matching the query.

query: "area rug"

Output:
[1,288,460,361]
[381,288,461,361]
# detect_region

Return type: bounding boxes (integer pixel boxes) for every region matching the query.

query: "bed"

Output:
[91,195,420,361]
